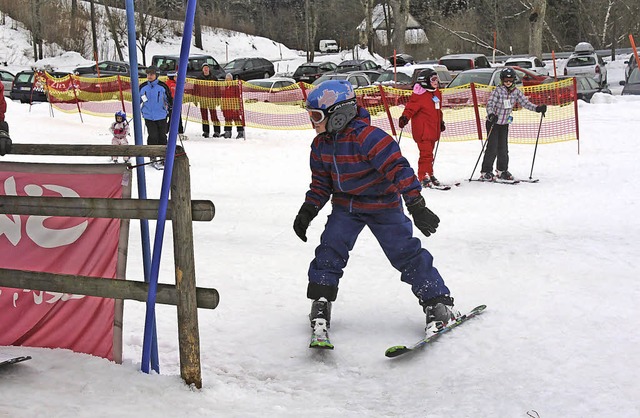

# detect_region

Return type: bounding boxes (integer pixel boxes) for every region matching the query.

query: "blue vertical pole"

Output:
[140,0,197,374]
[125,0,159,373]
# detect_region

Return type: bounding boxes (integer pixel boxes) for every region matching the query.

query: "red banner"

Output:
[0,163,130,361]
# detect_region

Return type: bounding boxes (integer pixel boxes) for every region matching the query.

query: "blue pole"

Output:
[125,0,159,373]
[140,0,197,374]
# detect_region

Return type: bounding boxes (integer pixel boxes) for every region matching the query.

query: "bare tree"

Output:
[528,0,547,57]
[389,0,410,54]
[136,0,169,66]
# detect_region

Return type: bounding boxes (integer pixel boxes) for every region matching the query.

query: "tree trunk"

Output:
[102,1,124,61]
[90,0,99,61]
[194,4,202,50]
[528,0,547,58]
[390,0,409,54]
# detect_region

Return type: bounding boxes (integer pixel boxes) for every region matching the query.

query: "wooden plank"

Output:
[0,268,219,310]
[171,151,203,388]
[9,144,168,157]
[0,195,215,221]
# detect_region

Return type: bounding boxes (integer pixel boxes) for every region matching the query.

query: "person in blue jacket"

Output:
[293,80,460,342]
[139,65,172,168]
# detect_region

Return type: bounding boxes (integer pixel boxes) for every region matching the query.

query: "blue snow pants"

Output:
[308,205,450,303]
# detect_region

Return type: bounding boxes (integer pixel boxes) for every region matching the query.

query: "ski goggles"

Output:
[307,108,328,125]
[429,74,439,83]
[502,78,515,84]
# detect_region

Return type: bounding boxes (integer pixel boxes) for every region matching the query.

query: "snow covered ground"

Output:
[2,14,640,418]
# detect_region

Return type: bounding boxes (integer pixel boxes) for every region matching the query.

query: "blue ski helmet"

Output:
[115,110,126,121]
[305,80,357,133]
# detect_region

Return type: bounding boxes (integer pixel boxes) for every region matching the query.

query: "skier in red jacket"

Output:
[398,68,446,188]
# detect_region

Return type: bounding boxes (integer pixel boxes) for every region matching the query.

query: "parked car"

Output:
[0,69,14,96]
[74,60,145,77]
[387,53,414,66]
[292,61,337,83]
[223,57,275,81]
[509,66,551,86]
[151,54,225,79]
[447,67,525,89]
[624,53,637,82]
[375,63,452,90]
[537,75,612,104]
[620,68,640,96]
[10,70,69,103]
[312,71,371,89]
[563,42,608,88]
[319,40,339,53]
[243,77,302,104]
[504,56,549,75]
[336,59,381,72]
[438,53,491,75]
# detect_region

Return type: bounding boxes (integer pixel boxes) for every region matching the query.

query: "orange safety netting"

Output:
[41,72,578,145]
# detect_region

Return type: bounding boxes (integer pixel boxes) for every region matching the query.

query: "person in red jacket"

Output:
[164,72,186,140]
[398,68,446,188]
[0,82,6,123]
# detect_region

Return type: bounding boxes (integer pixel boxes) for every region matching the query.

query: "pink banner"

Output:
[0,163,129,361]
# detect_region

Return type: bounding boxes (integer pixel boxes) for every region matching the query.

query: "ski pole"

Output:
[433,139,440,166]
[529,111,545,180]
[183,101,192,132]
[397,127,404,145]
[469,122,494,181]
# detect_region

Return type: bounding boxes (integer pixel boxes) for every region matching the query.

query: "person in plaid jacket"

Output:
[481,67,547,181]
[293,80,460,341]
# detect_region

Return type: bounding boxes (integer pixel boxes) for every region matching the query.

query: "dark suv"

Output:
[438,53,491,75]
[10,70,69,103]
[151,54,225,79]
[292,61,337,83]
[223,57,275,81]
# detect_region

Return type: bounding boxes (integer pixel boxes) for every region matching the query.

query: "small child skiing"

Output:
[110,111,130,163]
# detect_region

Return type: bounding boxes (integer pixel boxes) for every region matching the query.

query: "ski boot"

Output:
[479,172,495,181]
[497,170,514,181]
[420,175,432,189]
[429,175,442,187]
[309,298,333,349]
[421,295,460,337]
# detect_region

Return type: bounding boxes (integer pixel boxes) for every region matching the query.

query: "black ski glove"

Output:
[406,195,439,237]
[293,202,319,242]
[398,115,409,129]
[535,104,547,115]
[440,120,446,132]
[487,113,498,124]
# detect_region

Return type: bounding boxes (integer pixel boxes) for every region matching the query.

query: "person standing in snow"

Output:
[109,110,130,163]
[480,67,547,181]
[197,63,221,138]
[293,79,460,344]
[139,65,172,168]
[398,68,446,188]
[221,73,245,139]
[164,72,186,140]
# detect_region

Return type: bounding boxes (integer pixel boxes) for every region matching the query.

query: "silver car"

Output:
[0,69,14,97]
[564,42,608,88]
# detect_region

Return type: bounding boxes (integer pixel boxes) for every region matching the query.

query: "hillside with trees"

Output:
[0,0,638,64]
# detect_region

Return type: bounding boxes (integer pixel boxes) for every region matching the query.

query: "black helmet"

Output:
[500,67,517,80]
[416,68,438,91]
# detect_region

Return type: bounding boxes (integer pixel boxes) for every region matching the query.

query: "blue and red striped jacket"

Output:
[304,109,422,213]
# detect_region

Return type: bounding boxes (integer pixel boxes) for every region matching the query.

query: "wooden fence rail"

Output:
[0,144,213,388]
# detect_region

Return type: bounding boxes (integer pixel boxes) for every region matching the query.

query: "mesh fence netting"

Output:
[40,72,578,145]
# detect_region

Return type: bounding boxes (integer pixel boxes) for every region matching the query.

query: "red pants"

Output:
[415,138,437,180]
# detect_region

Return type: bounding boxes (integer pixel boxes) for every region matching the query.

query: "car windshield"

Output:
[246,80,274,89]
[224,60,245,70]
[294,66,319,76]
[448,71,493,87]
[567,56,596,67]
[629,68,640,84]
[313,74,347,85]
[376,71,411,83]
[506,61,532,69]
[439,59,471,71]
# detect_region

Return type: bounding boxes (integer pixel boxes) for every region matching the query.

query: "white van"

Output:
[319,40,339,54]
